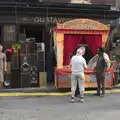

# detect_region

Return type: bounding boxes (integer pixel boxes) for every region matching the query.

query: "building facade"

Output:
[0,1,119,45]
[0,0,119,88]
[0,0,119,53]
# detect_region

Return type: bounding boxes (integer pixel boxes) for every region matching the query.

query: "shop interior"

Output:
[20,25,44,43]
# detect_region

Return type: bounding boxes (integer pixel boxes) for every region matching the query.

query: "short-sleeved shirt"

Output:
[70,55,87,74]
[0,52,6,71]
[94,55,106,75]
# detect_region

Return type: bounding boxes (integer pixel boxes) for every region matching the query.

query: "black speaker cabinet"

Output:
[30,66,38,87]
[27,42,35,54]
[20,57,30,88]
[37,61,45,72]
[12,56,19,69]
[36,43,42,52]
[29,53,37,66]
[20,42,35,54]
[21,73,30,88]
[12,49,20,69]
[20,54,30,66]
[20,42,26,54]
[37,51,45,61]
[11,69,21,88]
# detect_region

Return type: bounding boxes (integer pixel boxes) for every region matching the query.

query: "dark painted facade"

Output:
[0,0,119,51]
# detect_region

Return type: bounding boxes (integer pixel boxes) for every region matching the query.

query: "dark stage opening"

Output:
[63,34,102,65]
[20,25,44,43]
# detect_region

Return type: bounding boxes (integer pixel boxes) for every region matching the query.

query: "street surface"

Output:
[0,93,120,120]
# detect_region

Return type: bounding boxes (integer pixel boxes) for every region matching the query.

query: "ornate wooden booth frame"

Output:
[53,18,110,68]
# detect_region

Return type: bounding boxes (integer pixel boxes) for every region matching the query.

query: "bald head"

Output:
[0,45,3,51]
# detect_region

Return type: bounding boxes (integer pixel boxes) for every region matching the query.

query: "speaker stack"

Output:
[11,34,26,88]
[30,66,38,87]
[20,37,38,88]
[20,56,30,88]
[19,36,46,88]
[20,37,29,88]
[36,43,47,87]
[29,53,38,87]
[36,43,45,72]
[26,38,35,54]
[12,48,20,69]
[20,38,35,54]
[11,45,21,88]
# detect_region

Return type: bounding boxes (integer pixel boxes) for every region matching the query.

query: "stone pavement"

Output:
[0,93,120,120]
[1,83,120,93]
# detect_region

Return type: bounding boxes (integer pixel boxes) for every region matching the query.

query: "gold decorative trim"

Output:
[57,19,110,31]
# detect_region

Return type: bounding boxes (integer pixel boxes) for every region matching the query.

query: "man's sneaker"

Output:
[80,98,84,103]
[71,97,75,103]
[100,94,104,98]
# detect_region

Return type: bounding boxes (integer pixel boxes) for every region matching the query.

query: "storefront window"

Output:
[3,25,16,42]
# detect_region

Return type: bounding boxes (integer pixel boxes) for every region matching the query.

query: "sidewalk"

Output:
[1,83,120,92]
[0,84,120,97]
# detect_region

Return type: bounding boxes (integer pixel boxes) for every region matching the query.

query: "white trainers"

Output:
[71,98,75,103]
[80,98,84,103]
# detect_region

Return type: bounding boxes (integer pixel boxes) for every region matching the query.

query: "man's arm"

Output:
[83,59,87,69]
[4,54,7,71]
[70,57,73,68]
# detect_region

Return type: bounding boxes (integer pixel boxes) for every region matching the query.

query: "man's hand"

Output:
[92,70,96,75]
[4,62,7,72]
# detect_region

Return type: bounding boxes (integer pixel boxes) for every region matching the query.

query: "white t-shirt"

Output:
[70,55,87,74]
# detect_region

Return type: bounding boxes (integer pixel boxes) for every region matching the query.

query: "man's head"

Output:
[80,47,85,55]
[97,46,104,55]
[76,48,85,56]
[0,45,3,51]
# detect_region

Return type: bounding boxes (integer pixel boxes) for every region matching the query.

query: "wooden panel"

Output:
[39,72,47,87]
[56,72,113,89]
[57,79,71,88]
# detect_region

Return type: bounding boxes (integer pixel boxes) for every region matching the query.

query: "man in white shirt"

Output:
[0,45,7,89]
[70,48,87,103]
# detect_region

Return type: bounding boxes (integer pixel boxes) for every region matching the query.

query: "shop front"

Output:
[53,18,115,89]
[0,1,119,89]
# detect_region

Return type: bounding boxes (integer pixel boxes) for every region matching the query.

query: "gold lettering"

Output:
[57,19,109,30]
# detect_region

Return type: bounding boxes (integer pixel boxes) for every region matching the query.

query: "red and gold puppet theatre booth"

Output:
[53,19,114,89]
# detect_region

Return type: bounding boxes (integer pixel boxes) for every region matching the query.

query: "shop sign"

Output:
[57,19,110,30]
[21,16,72,24]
